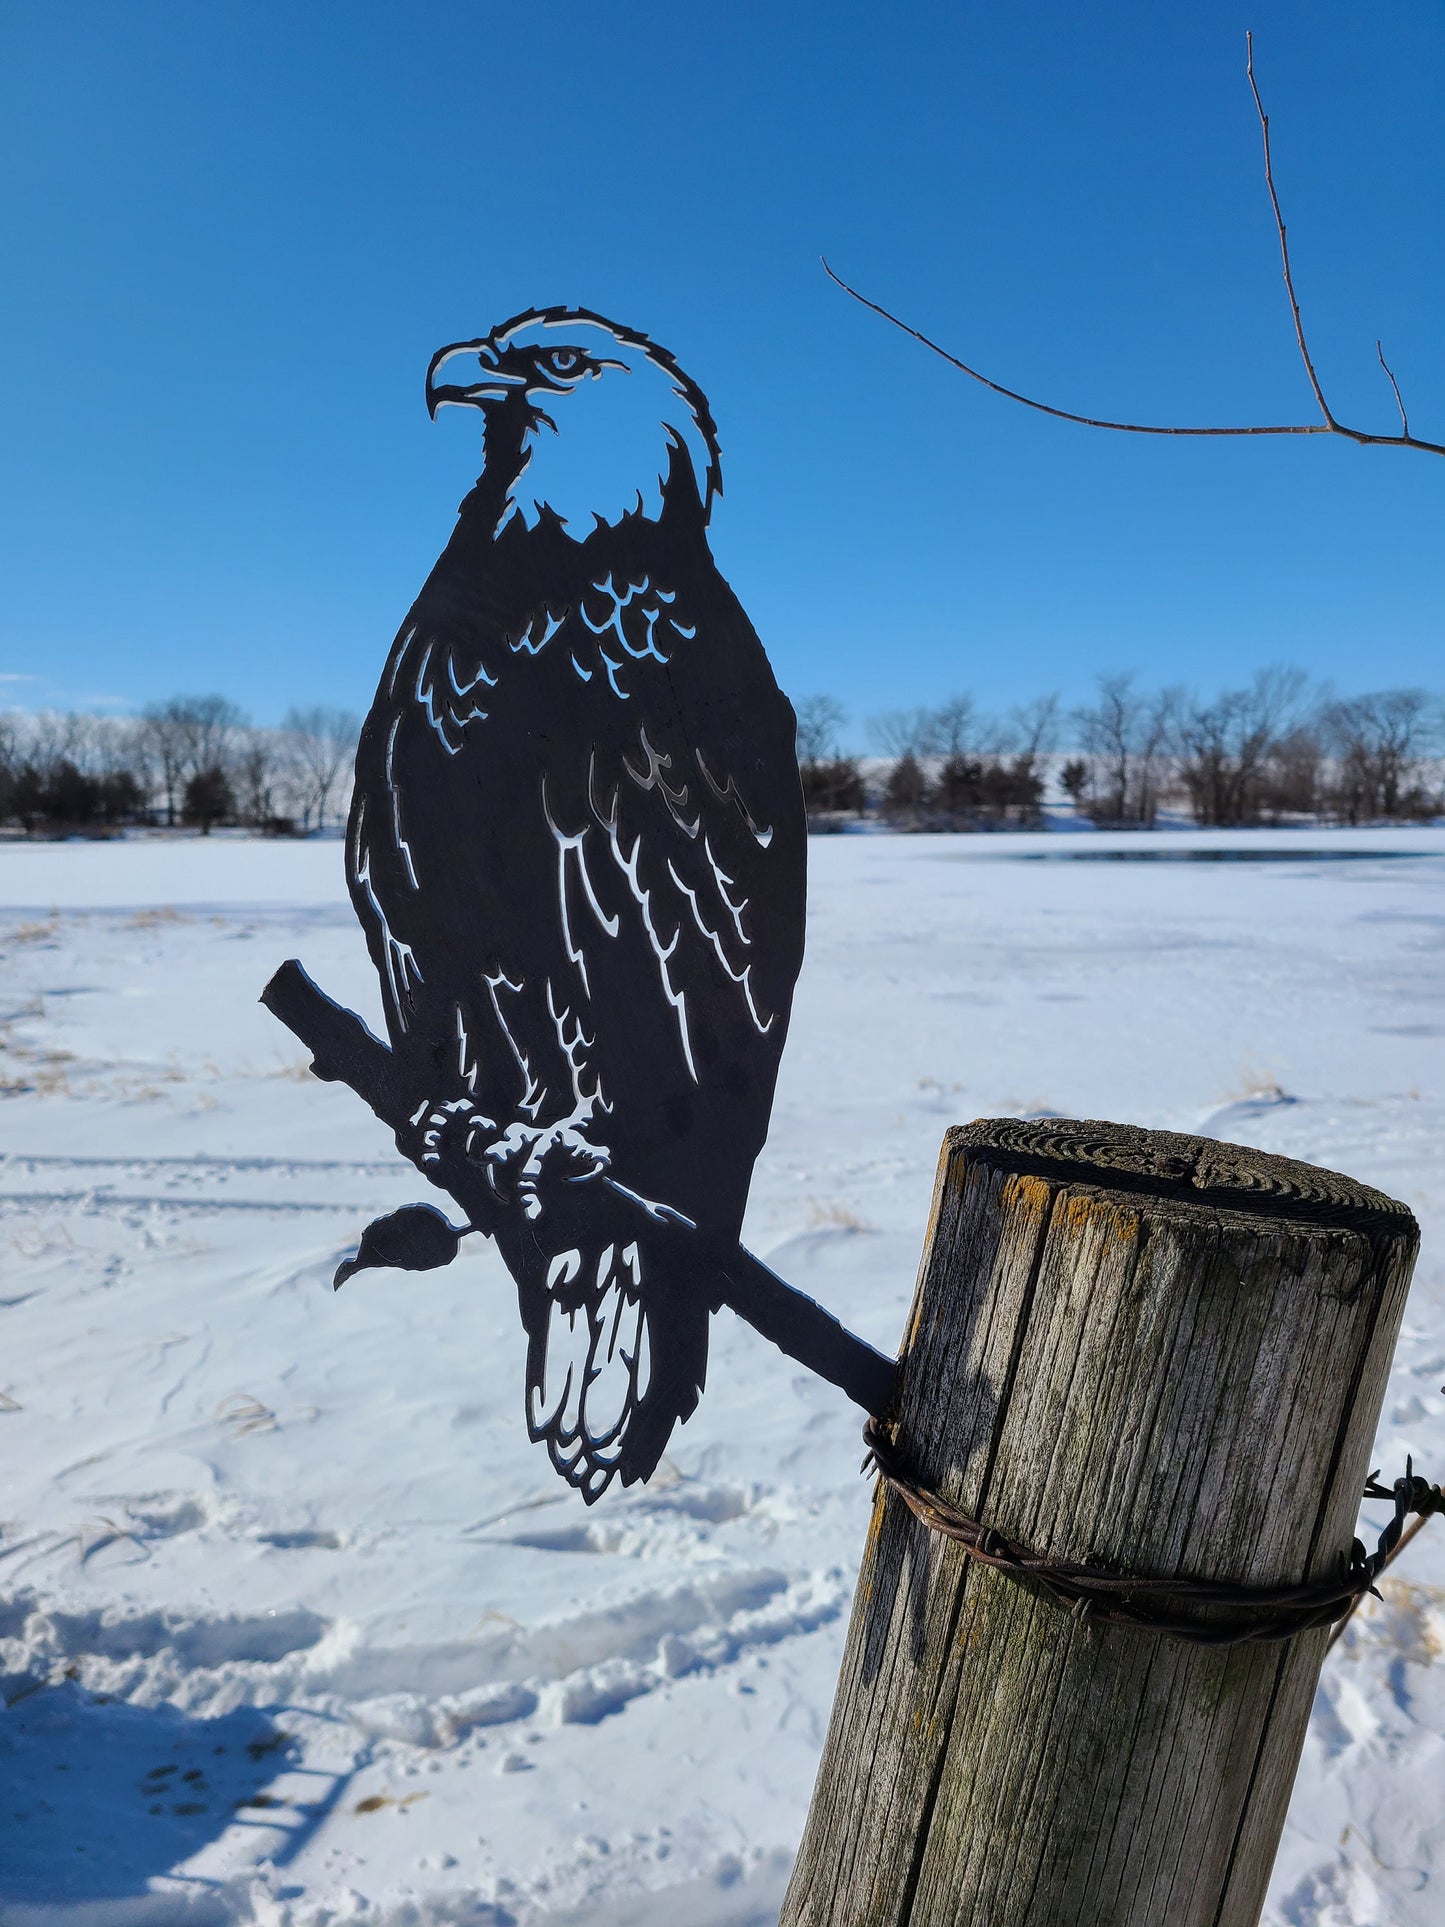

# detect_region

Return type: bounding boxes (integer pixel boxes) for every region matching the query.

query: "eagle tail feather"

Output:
[524,1229,705,1503]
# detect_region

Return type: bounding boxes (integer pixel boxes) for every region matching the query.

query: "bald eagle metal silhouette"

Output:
[263,307,893,1502]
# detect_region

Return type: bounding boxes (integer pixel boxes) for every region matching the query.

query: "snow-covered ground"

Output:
[0,828,1442,1926]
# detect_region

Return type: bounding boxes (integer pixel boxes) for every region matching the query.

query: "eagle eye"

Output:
[541,347,585,379]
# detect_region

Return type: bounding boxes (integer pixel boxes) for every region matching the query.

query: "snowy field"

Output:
[1,827,1443,1927]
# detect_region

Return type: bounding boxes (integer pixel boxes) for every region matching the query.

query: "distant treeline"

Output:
[3,668,1440,838]
[0,697,359,835]
[797,670,1444,830]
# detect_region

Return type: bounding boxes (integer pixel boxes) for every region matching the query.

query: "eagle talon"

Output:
[410,1099,499,1174]
[482,1116,611,1224]
[407,1105,608,1225]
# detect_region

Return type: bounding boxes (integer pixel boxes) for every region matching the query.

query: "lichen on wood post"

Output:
[782,1117,1419,1927]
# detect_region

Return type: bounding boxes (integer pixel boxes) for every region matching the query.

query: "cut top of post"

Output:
[896,1114,1421,1600]
[950,1116,1417,1240]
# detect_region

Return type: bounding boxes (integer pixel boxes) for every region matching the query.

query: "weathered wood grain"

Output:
[781,1118,1418,1927]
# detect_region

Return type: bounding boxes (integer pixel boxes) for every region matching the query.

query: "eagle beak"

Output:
[425,339,528,419]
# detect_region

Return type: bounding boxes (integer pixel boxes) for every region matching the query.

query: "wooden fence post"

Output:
[782,1118,1419,1927]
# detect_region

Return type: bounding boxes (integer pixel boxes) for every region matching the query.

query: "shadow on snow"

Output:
[0,1684,348,1908]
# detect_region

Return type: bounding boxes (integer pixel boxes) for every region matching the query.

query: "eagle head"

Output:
[425,307,722,541]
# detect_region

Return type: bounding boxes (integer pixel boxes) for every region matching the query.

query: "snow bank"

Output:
[0,834,1441,1922]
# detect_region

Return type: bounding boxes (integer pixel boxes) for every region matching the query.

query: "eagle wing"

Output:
[346,557,805,1498]
[349,560,806,1237]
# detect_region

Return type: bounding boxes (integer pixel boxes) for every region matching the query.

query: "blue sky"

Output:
[2,0,1441,740]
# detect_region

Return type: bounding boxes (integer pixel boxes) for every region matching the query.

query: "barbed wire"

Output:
[862,1414,1442,1649]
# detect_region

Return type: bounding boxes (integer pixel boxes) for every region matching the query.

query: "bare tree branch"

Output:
[821,261,1324,442]
[824,35,1444,460]
[1245,30,1334,429]
[1377,340,1410,439]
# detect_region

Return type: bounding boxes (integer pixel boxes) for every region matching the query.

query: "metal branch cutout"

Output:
[263,307,895,1503]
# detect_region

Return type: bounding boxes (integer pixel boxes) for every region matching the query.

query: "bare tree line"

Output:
[3,671,1437,839]
[0,697,359,835]
[796,671,1443,831]
[805,40,1442,834]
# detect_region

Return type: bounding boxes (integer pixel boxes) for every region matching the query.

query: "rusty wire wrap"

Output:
[862,1415,1443,1649]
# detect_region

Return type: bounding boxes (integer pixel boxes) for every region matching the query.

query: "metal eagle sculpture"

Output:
[263,308,893,1502]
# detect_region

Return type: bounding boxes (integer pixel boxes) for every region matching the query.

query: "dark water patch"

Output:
[1006,848,1440,865]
